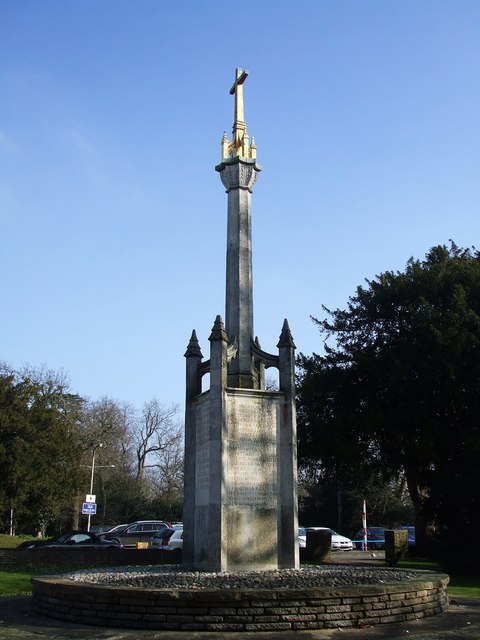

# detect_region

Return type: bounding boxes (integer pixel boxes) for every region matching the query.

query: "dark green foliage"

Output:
[0,367,83,535]
[297,243,480,570]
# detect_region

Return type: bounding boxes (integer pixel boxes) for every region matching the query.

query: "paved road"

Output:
[0,595,479,640]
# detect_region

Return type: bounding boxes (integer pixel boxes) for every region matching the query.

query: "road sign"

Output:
[85,494,96,503]
[82,502,97,515]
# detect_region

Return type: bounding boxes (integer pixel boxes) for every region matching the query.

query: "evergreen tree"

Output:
[0,366,82,535]
[297,243,480,570]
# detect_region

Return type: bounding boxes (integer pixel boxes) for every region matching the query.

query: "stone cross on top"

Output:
[230,68,248,127]
[221,67,257,161]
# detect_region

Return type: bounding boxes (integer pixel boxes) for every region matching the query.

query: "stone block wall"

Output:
[0,548,181,568]
[32,572,449,632]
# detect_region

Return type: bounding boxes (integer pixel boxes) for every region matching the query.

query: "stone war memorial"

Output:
[32,69,449,633]
[183,68,299,572]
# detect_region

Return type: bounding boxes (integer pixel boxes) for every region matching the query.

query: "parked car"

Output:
[150,527,183,550]
[100,523,129,535]
[102,520,169,548]
[305,527,353,551]
[353,526,386,550]
[298,527,307,548]
[90,524,115,534]
[16,530,123,549]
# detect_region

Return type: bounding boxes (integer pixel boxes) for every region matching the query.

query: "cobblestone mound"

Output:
[66,564,425,589]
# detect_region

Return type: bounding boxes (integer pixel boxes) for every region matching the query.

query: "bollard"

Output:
[385,529,408,564]
[305,529,331,563]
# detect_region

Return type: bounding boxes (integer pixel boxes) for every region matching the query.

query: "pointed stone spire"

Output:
[184,329,203,358]
[277,319,296,349]
[209,314,229,343]
[185,330,203,402]
[209,315,229,394]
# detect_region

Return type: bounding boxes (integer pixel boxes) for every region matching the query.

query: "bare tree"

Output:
[133,400,179,485]
[146,423,184,514]
[73,397,134,527]
[80,397,134,458]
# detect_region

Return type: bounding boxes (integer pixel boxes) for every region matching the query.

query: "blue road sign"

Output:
[82,502,97,515]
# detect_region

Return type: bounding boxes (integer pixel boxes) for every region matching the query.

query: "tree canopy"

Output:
[0,365,184,536]
[297,243,480,570]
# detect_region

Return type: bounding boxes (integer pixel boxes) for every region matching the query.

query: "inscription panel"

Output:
[226,392,281,508]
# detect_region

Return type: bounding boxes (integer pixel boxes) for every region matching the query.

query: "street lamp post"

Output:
[83,444,115,532]
[87,443,102,532]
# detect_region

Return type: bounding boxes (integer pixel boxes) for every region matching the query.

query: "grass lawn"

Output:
[398,558,480,598]
[0,571,33,596]
[0,535,38,596]
[0,563,83,597]
[447,576,480,598]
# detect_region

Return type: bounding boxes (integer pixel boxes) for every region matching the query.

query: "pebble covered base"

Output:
[32,565,449,632]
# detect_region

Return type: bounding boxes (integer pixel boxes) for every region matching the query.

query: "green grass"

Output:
[0,534,40,595]
[398,558,480,598]
[447,576,480,598]
[0,571,34,596]
[397,558,442,572]
[0,563,86,597]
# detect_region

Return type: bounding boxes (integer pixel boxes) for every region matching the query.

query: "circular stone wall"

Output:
[32,567,449,632]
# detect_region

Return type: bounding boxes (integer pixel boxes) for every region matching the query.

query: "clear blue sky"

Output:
[2,1,479,410]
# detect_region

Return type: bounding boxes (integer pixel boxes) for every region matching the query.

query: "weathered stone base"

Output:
[32,571,449,632]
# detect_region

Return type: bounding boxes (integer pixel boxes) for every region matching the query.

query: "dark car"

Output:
[16,530,123,549]
[101,520,169,548]
[89,524,115,535]
[353,526,386,550]
[103,523,129,534]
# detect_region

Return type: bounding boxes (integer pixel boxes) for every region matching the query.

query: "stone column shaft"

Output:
[226,185,253,383]
[216,156,261,388]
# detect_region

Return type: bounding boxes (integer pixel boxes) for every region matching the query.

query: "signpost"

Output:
[82,502,97,515]
[83,492,97,525]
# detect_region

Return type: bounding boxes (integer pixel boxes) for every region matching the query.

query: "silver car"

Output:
[150,526,183,550]
[305,527,353,551]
